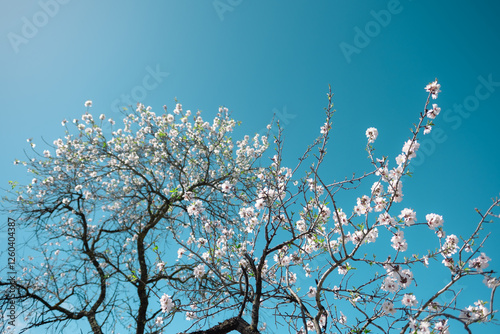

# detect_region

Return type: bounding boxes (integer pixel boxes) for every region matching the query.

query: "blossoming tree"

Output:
[1,81,499,334]
[167,81,499,334]
[1,103,268,333]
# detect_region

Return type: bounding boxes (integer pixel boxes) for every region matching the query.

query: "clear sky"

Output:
[1,1,500,333]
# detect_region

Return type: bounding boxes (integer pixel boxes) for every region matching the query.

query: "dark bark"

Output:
[136,231,149,334]
[88,314,103,334]
[179,317,260,334]
[137,201,171,333]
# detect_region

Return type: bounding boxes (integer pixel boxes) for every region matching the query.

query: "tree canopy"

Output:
[1,81,499,334]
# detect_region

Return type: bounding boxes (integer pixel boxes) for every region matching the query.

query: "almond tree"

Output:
[1,103,268,333]
[163,81,499,334]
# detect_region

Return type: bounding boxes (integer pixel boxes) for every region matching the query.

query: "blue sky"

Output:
[1,1,500,333]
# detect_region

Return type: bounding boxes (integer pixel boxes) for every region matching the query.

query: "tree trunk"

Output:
[87,314,103,334]
[179,317,260,334]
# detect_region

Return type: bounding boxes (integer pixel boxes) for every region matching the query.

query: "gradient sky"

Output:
[1,1,500,333]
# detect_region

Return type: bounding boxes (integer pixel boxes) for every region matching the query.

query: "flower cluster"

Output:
[425,80,441,99]
[365,127,378,143]
[469,253,491,272]
[426,103,441,119]
[382,265,414,293]
[426,213,444,230]
[460,300,488,323]
[160,294,174,313]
